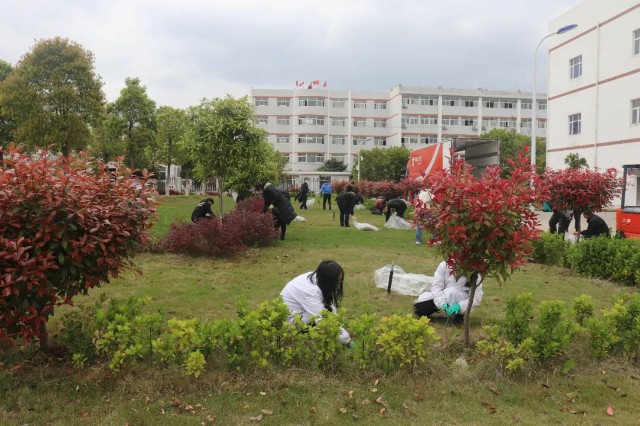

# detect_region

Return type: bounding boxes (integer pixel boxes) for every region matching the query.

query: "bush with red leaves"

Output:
[235,197,264,213]
[543,167,623,212]
[0,145,156,345]
[163,208,277,256]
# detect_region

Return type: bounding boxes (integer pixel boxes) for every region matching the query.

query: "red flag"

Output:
[323,81,327,87]
[312,80,320,85]
[307,84,312,89]
[295,80,299,87]
[298,80,304,87]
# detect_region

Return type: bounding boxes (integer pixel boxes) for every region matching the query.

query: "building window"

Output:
[420,135,437,144]
[538,121,546,129]
[254,97,268,107]
[277,98,290,107]
[353,100,367,109]
[276,117,290,125]
[442,97,458,107]
[255,116,268,125]
[634,29,640,55]
[331,136,346,145]
[353,119,366,127]
[463,99,476,108]
[373,137,386,146]
[483,118,498,128]
[632,99,640,124]
[538,102,547,111]
[569,113,581,135]
[374,101,387,110]
[298,153,324,163]
[298,135,325,144]
[484,99,497,108]
[298,97,325,107]
[353,137,368,146]
[521,101,532,109]
[499,119,515,128]
[331,154,346,162]
[442,117,459,126]
[520,120,532,128]
[403,96,419,106]
[298,115,325,126]
[331,117,346,127]
[420,97,438,106]
[332,98,346,108]
[420,116,438,125]
[276,136,290,144]
[463,118,476,127]
[401,136,419,144]
[500,100,515,109]
[570,55,582,79]
[373,119,387,128]
[401,115,419,125]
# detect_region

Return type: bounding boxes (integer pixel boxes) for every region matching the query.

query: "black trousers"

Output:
[414,299,464,324]
[337,203,351,227]
[322,194,332,210]
[549,211,571,235]
[299,194,308,209]
[573,210,582,232]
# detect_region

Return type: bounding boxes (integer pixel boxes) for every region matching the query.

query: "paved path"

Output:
[535,211,616,232]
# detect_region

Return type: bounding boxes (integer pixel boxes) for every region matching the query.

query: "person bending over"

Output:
[280,260,352,346]
[191,198,215,223]
[384,198,408,222]
[262,182,297,240]
[336,189,363,227]
[414,261,483,325]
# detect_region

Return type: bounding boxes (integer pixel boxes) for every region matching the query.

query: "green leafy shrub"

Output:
[477,325,534,374]
[375,314,439,372]
[572,294,595,326]
[185,350,206,378]
[531,301,577,360]
[567,237,640,285]
[503,293,533,345]
[530,232,570,266]
[586,294,640,359]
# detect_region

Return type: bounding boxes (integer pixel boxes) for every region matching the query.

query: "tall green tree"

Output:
[184,96,281,216]
[156,106,187,195]
[481,128,546,175]
[318,158,347,172]
[353,146,410,182]
[110,77,157,169]
[87,108,126,163]
[0,59,15,162]
[0,38,105,157]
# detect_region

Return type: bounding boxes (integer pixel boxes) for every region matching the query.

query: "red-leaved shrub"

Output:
[235,197,264,213]
[332,179,421,199]
[0,145,156,345]
[163,208,277,256]
[543,167,623,212]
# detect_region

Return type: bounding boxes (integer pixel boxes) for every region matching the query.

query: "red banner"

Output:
[406,143,444,179]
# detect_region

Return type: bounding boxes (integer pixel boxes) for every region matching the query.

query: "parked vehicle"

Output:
[616,164,640,238]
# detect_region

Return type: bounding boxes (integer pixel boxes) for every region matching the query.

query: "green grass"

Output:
[2,196,640,425]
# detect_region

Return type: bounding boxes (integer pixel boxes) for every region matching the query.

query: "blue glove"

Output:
[440,303,449,312]
[446,304,461,316]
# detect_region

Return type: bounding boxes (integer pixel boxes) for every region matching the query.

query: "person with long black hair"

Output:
[280,260,352,345]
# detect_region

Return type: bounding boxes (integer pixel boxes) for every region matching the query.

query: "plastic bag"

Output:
[293,215,306,222]
[384,213,412,230]
[352,217,379,231]
[305,198,315,207]
[374,264,433,296]
[354,204,365,210]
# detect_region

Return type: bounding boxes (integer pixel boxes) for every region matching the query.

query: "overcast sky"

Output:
[1,0,581,108]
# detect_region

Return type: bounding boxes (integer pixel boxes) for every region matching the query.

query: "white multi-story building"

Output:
[547,0,640,205]
[251,85,547,189]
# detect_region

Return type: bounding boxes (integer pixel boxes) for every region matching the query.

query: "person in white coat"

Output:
[280,260,352,346]
[413,261,483,324]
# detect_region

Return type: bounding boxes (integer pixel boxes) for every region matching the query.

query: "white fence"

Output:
[156,178,219,194]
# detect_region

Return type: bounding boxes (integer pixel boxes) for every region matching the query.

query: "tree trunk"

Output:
[165,162,171,196]
[217,177,224,219]
[463,272,479,348]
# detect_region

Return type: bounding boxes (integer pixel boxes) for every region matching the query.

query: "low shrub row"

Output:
[530,234,640,286]
[162,200,277,256]
[477,292,640,374]
[60,296,439,376]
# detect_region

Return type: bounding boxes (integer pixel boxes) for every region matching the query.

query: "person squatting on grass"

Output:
[262,182,297,240]
[280,260,353,346]
[336,188,363,227]
[574,210,610,239]
[191,198,215,223]
[413,261,484,325]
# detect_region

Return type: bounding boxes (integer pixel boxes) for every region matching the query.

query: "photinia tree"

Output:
[543,167,623,212]
[0,145,156,346]
[414,149,548,346]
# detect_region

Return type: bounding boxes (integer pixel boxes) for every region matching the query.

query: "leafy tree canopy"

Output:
[480,128,546,175]
[354,146,410,182]
[318,158,347,172]
[0,59,15,160]
[156,106,188,194]
[0,38,105,157]
[564,153,589,169]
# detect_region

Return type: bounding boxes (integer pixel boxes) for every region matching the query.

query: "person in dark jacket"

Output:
[297,179,310,209]
[262,183,297,240]
[336,190,364,227]
[384,198,408,222]
[549,208,572,235]
[575,210,610,239]
[191,198,215,222]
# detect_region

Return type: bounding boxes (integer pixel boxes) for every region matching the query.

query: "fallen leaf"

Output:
[541,383,550,388]
[413,394,424,402]
[81,411,89,421]
[607,405,614,417]
[375,396,384,405]
[249,413,263,422]
[185,405,194,412]
[144,396,151,404]
[488,386,499,396]
[161,408,166,415]
[402,403,411,417]
[361,399,371,405]
[347,390,353,399]
[309,406,317,413]
[259,392,266,396]
[513,415,522,423]
[379,407,386,415]
[493,298,502,302]
[9,363,22,372]
[481,402,497,414]
[261,409,273,416]
[339,407,347,414]
[374,379,379,386]
[207,414,216,422]
[171,397,182,407]
[195,404,203,410]
[75,385,80,392]
[352,414,360,419]
[371,387,378,393]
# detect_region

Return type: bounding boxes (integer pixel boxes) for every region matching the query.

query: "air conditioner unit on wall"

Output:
[402,105,407,109]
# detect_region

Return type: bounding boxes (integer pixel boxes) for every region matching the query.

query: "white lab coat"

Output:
[280,272,351,344]
[415,261,483,313]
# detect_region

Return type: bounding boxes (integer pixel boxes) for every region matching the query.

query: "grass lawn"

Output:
[2,195,639,425]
